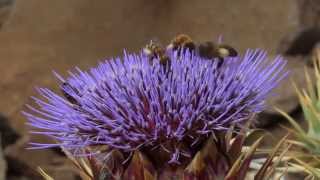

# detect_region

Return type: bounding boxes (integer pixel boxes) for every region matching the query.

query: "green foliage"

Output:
[278,50,320,178]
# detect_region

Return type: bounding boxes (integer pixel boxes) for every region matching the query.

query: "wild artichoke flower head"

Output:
[24,47,286,164]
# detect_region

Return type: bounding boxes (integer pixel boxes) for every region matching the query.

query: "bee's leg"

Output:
[160,56,171,72]
[183,42,196,55]
[216,57,224,68]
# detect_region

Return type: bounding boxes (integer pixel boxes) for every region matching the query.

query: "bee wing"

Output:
[149,37,162,46]
[217,35,223,44]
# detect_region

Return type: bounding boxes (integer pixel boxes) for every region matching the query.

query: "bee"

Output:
[143,34,238,69]
[166,34,196,55]
[197,41,238,67]
[143,40,170,66]
[166,34,238,67]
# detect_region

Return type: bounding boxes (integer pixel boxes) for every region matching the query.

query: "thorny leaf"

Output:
[225,136,264,180]
[254,134,289,180]
[123,151,156,180]
[183,152,208,180]
[37,167,54,180]
[61,147,93,179]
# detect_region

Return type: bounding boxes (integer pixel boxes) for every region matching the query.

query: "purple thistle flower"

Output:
[23,49,286,163]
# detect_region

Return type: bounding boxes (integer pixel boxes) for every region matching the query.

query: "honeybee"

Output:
[143,34,238,69]
[143,40,170,66]
[197,41,238,67]
[167,34,238,67]
[166,34,196,55]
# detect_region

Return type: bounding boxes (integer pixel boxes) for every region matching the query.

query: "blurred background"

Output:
[0,0,318,179]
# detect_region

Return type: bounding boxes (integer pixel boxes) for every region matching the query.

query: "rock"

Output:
[51,147,67,157]
[297,0,320,28]
[5,155,44,180]
[278,27,320,56]
[0,146,7,180]
[278,0,320,56]
[0,0,14,28]
[284,173,308,180]
[0,114,20,149]
[5,155,79,180]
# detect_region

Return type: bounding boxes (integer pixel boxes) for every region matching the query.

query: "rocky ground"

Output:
[0,0,319,179]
